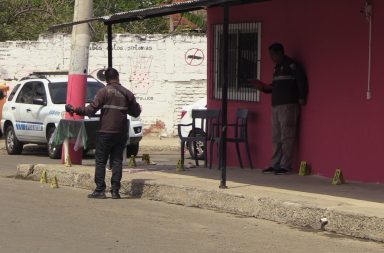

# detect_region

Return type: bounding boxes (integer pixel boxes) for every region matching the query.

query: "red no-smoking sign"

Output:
[185,48,205,66]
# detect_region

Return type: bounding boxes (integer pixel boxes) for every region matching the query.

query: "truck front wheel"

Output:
[5,125,23,155]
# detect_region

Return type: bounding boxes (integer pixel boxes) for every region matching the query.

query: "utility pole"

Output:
[64,0,93,165]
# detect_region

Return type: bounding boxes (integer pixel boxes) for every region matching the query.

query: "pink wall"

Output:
[207,0,384,183]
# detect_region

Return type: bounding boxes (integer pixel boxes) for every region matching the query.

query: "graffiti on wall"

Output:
[89,43,153,52]
[0,45,10,61]
[0,44,12,82]
[129,55,153,95]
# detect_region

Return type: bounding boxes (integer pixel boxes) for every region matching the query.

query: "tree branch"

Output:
[7,8,53,24]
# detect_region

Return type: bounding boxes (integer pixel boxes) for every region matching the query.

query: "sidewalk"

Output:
[11,136,384,242]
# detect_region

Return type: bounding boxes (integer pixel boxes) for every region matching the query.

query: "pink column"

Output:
[63,0,93,165]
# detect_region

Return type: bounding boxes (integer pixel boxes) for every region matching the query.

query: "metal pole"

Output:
[64,0,93,165]
[107,24,113,68]
[220,5,229,189]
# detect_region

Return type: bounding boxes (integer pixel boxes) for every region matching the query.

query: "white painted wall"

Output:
[0,33,207,136]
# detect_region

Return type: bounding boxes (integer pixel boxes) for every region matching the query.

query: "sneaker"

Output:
[274,168,289,175]
[262,167,276,174]
[87,191,107,199]
[111,191,121,199]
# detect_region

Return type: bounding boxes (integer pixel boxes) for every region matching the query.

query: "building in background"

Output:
[169,0,207,32]
[206,0,383,184]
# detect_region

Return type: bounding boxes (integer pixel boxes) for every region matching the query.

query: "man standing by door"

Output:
[66,68,141,198]
[251,43,308,175]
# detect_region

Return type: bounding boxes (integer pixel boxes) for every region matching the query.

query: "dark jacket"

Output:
[264,56,308,106]
[81,82,141,134]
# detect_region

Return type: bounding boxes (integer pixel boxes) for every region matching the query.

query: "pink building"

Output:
[207,0,384,183]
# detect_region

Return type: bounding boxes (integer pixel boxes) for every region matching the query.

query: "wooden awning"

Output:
[49,0,269,188]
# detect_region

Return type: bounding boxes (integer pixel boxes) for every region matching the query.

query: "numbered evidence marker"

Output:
[40,170,48,184]
[298,161,310,176]
[332,169,345,185]
[128,155,137,167]
[50,176,59,189]
[176,159,184,172]
[142,154,151,165]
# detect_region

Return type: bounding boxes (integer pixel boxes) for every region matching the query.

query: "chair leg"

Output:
[217,140,222,170]
[245,140,253,169]
[193,141,199,167]
[181,140,185,167]
[209,141,214,169]
[235,142,244,168]
[203,140,208,168]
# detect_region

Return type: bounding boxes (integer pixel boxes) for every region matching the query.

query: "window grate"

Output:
[213,22,261,102]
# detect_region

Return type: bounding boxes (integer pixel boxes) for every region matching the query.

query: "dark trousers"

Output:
[271,104,299,170]
[94,132,127,192]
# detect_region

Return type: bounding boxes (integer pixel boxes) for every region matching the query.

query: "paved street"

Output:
[4,138,384,244]
[0,177,383,253]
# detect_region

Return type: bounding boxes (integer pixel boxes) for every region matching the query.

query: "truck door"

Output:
[14,82,48,142]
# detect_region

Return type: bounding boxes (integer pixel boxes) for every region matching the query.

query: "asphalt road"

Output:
[1,177,383,253]
[1,140,384,251]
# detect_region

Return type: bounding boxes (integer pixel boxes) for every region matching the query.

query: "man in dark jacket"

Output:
[66,68,141,198]
[251,43,308,175]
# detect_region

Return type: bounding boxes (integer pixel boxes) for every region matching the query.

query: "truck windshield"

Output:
[48,81,104,104]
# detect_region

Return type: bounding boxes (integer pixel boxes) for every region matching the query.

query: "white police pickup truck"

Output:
[0,72,143,159]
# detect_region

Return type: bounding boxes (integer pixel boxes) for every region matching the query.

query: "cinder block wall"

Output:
[0,33,207,136]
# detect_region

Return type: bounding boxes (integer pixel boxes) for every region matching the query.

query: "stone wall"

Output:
[0,33,207,136]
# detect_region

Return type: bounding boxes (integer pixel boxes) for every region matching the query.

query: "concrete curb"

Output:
[16,164,384,242]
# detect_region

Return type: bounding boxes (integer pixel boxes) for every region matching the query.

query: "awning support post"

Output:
[107,24,113,68]
[220,5,229,189]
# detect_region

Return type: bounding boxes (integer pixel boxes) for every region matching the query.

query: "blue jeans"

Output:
[94,132,127,192]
